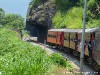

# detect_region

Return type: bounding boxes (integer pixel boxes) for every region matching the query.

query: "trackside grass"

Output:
[0,28,72,75]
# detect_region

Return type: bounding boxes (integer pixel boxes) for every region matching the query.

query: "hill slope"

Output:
[0,28,72,75]
[53,0,100,28]
[27,0,100,29]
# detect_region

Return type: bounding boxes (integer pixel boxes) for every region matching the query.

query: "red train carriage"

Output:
[47,29,66,48]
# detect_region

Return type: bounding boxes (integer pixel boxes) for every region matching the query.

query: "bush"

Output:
[50,53,72,68]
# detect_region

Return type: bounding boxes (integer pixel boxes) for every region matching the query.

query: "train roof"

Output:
[48,27,100,33]
[48,29,67,32]
[64,29,81,33]
[78,27,100,33]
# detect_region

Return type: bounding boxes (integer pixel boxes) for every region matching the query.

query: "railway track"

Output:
[29,41,98,75]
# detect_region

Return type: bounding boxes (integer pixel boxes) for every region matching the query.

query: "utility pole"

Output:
[80,0,87,75]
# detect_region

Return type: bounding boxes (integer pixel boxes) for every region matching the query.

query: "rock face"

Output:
[26,0,56,43]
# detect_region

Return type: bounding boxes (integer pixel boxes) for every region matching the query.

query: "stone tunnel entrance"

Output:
[26,20,48,43]
[38,25,48,43]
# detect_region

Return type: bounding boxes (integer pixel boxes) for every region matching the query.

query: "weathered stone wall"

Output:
[26,0,56,43]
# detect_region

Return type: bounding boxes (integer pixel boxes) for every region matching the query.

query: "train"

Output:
[46,27,100,71]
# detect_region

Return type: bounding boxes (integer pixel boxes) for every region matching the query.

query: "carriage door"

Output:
[74,33,78,51]
[60,32,64,45]
[92,32,95,54]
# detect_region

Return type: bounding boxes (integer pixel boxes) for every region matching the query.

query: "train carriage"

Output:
[93,30,100,71]
[47,29,66,48]
[78,28,98,57]
[64,29,81,54]
[47,28,100,71]
[77,32,90,56]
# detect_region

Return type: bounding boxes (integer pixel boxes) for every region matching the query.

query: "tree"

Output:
[0,8,5,26]
[1,14,25,29]
[0,8,5,19]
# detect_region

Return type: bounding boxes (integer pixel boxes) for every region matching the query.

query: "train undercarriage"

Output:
[47,42,100,72]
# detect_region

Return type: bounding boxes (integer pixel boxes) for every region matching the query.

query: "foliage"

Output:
[0,8,5,19]
[54,0,80,10]
[53,7,83,28]
[50,53,72,69]
[0,8,25,29]
[0,28,72,75]
[0,14,25,29]
[87,0,100,19]
[52,0,100,28]
[0,8,5,28]
[0,28,53,75]
[29,0,48,7]
[30,0,42,6]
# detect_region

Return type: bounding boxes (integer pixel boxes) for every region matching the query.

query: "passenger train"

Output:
[47,28,100,71]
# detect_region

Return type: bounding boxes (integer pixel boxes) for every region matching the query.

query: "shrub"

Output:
[50,53,72,68]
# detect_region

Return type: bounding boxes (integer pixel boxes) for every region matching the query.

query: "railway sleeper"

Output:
[73,50,79,57]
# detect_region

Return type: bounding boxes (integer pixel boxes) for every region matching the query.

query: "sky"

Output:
[0,0,31,19]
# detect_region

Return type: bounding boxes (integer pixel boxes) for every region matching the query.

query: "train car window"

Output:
[64,37,67,40]
[48,34,57,38]
[64,36,68,40]
[50,35,53,38]
[52,35,57,38]
[70,38,73,41]
[48,34,51,37]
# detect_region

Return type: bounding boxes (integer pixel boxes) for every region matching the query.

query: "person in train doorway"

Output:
[88,40,93,64]
[74,38,78,50]
[74,34,78,51]
[74,35,79,56]
[19,29,23,40]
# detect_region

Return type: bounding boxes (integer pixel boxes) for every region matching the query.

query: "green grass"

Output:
[50,53,72,69]
[0,28,72,75]
[52,7,84,28]
[0,28,52,75]
[52,0,99,28]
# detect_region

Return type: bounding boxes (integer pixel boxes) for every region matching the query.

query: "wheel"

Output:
[63,47,66,52]
[87,57,94,65]
[64,48,70,54]
[67,48,70,54]
[73,50,76,56]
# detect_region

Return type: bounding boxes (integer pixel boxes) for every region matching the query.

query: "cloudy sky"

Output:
[0,0,31,18]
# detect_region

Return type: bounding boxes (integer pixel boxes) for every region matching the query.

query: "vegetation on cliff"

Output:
[28,0,100,28]
[53,0,100,28]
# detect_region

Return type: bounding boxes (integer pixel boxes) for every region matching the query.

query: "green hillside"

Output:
[28,0,100,29]
[53,0,100,28]
[0,28,72,75]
